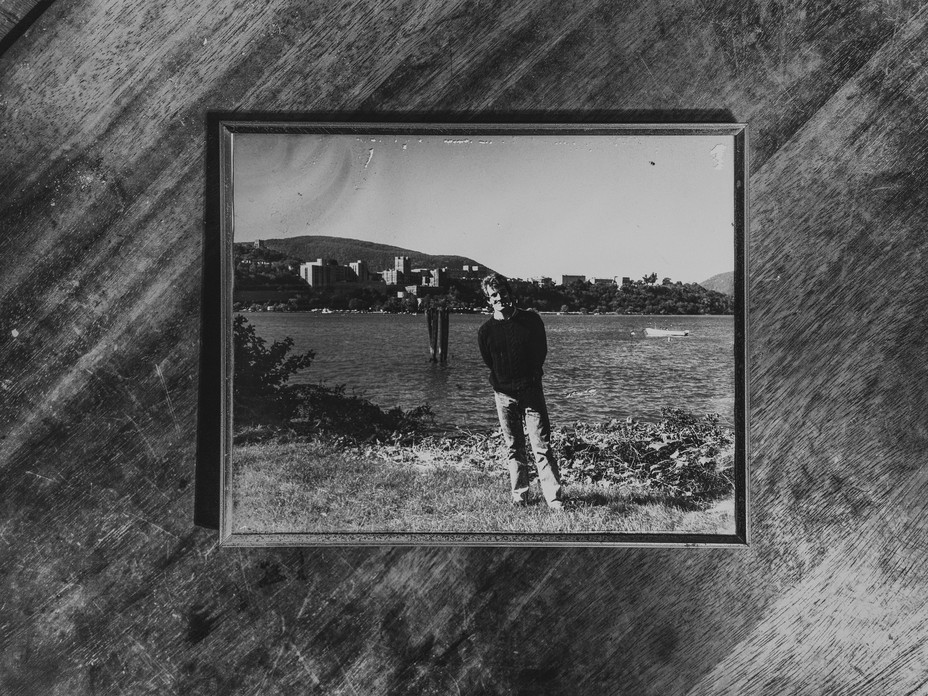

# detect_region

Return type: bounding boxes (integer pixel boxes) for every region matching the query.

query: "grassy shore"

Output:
[232,316,735,536]
[231,415,735,536]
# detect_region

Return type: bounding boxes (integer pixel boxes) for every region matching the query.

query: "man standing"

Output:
[477,273,564,510]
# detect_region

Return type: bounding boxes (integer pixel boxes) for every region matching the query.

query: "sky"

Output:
[232,130,736,284]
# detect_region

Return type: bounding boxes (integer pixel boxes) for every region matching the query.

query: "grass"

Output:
[230,433,736,536]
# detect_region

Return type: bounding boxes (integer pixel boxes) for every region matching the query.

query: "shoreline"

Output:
[234,308,735,317]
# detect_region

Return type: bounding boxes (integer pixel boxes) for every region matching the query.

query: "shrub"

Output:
[292,384,435,445]
[554,408,734,503]
[233,315,315,425]
[232,315,435,442]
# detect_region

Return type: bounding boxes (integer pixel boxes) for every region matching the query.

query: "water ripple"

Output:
[241,313,735,431]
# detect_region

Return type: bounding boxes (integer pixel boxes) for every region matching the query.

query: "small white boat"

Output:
[644,327,689,337]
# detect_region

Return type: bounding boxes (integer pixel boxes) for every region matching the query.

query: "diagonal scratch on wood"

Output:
[471,2,600,109]
[254,644,286,695]
[290,642,322,685]
[200,540,219,560]
[296,591,314,620]
[96,520,134,545]
[638,55,679,100]
[154,363,181,434]
[138,470,172,502]
[128,634,173,686]
[500,553,570,630]
[25,470,58,483]
[338,660,362,696]
[752,4,928,179]
[126,415,159,462]
[336,548,362,574]
[296,551,363,620]
[237,554,249,590]
[123,511,178,539]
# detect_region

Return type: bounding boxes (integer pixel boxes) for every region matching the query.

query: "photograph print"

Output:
[218,122,747,545]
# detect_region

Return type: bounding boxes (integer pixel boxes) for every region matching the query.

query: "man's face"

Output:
[485,285,513,312]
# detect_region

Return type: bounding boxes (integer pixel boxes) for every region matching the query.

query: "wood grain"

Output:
[2,0,928,693]
[0,0,45,47]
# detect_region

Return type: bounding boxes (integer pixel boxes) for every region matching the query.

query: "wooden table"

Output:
[2,2,928,693]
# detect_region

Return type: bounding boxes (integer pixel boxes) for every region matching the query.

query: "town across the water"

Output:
[234,240,734,315]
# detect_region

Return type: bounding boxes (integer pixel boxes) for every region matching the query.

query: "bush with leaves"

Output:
[554,408,734,503]
[233,315,315,425]
[291,384,435,445]
[233,315,436,443]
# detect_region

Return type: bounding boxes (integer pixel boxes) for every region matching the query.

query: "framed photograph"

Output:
[202,121,748,546]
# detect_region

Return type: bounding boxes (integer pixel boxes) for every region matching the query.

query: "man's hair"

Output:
[480,273,513,298]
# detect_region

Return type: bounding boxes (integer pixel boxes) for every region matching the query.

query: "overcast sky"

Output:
[233,131,735,283]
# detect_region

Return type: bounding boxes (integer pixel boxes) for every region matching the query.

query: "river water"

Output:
[240,312,736,431]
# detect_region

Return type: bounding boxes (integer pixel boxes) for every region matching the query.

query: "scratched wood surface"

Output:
[2,1,928,693]
[0,0,34,35]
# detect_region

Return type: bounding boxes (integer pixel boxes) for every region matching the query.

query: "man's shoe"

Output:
[547,500,565,511]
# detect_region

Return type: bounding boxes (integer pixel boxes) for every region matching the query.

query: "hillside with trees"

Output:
[234,244,305,287]
[698,271,735,296]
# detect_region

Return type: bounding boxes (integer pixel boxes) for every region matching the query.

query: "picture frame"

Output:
[198,120,749,547]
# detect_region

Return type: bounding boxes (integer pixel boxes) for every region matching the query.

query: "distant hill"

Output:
[698,271,734,296]
[259,235,491,274]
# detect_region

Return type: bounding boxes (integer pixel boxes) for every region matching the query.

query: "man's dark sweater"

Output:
[477,309,548,396]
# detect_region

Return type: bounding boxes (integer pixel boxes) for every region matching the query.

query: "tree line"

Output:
[506,276,733,315]
[233,245,732,315]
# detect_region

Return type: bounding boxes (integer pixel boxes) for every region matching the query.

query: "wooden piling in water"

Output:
[427,307,450,363]
[438,308,449,363]
[427,308,438,362]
